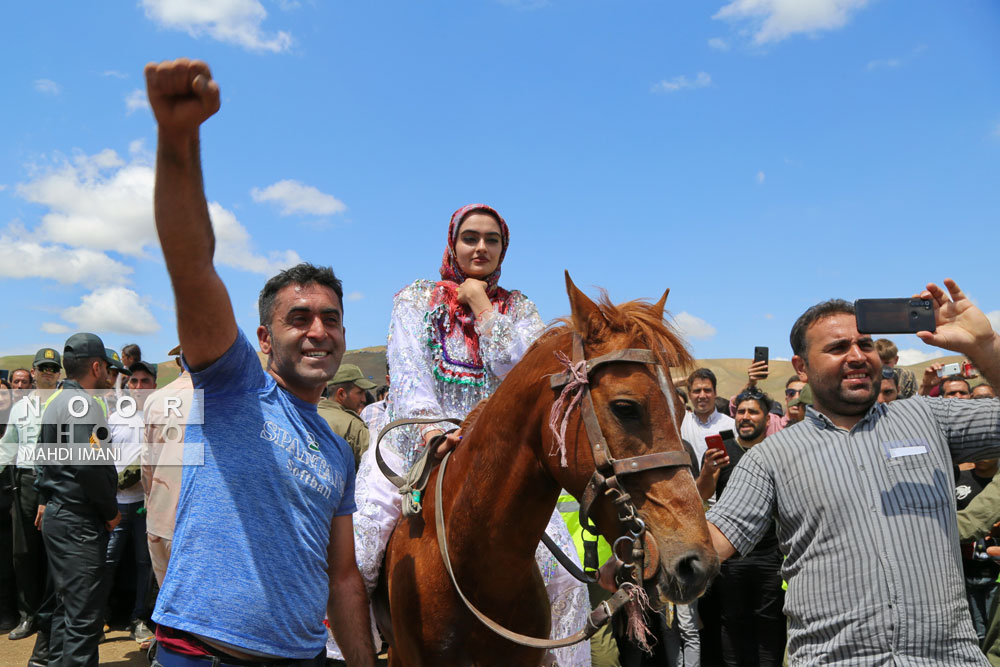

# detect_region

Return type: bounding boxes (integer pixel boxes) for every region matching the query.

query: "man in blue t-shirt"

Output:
[145,58,375,666]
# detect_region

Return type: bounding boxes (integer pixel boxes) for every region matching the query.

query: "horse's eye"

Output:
[610,400,641,421]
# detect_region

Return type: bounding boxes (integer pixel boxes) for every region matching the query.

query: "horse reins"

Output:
[432,332,693,649]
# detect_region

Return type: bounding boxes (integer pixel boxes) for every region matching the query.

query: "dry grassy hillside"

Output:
[0,349,979,398]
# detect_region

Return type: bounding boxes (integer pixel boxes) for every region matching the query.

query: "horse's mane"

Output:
[537,290,694,372]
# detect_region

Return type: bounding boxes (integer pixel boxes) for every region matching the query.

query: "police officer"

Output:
[1,347,62,647]
[317,364,375,470]
[36,333,120,667]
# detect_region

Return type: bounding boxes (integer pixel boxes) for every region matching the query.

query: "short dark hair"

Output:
[785,375,802,388]
[687,367,717,391]
[735,387,773,415]
[330,380,355,395]
[258,263,344,327]
[714,396,731,417]
[63,355,103,380]
[939,375,970,394]
[789,299,856,358]
[121,343,141,360]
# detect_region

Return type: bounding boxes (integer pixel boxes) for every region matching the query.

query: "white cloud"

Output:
[346,291,364,302]
[40,322,71,335]
[867,58,901,70]
[125,89,150,115]
[16,147,296,276]
[764,313,774,320]
[713,0,870,45]
[17,149,158,257]
[102,70,129,79]
[987,310,1000,331]
[708,37,730,51]
[896,348,949,367]
[34,79,61,95]
[672,312,717,340]
[757,171,766,184]
[651,72,712,94]
[250,180,346,217]
[0,231,132,285]
[0,184,7,191]
[141,0,293,53]
[61,287,160,335]
[208,203,302,274]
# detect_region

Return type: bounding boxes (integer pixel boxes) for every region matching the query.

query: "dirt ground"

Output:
[0,628,148,666]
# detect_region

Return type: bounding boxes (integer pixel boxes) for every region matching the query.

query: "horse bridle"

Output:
[547,332,692,594]
[434,331,694,649]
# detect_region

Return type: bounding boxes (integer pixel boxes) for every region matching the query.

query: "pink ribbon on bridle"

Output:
[548,350,589,468]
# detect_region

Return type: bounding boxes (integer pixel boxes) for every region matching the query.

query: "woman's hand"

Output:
[423,428,463,459]
[456,279,492,318]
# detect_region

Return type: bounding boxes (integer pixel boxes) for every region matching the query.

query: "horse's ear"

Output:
[651,288,670,322]
[565,271,601,338]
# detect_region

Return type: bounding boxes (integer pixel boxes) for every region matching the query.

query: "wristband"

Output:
[476,307,494,320]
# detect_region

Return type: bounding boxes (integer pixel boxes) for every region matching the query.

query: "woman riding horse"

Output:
[327,204,590,666]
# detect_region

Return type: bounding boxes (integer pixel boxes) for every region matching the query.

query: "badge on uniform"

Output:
[882,439,929,458]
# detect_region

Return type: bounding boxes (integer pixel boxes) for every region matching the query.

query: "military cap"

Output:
[106,348,131,376]
[33,347,61,368]
[63,333,111,364]
[330,364,376,390]
[129,360,157,379]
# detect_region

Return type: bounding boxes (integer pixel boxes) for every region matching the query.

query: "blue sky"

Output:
[1,0,998,367]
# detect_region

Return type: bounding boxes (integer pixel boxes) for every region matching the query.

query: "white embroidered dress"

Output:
[328,280,591,666]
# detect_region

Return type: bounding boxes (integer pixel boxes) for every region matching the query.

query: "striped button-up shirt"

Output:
[707,396,1000,666]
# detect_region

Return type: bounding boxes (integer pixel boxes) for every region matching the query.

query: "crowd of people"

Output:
[0,57,999,667]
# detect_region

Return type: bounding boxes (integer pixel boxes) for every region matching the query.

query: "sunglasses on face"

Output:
[785,388,801,398]
[36,366,60,374]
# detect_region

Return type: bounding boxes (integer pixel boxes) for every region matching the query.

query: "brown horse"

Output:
[382,275,719,666]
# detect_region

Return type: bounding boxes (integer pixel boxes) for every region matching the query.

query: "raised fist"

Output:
[144,58,221,133]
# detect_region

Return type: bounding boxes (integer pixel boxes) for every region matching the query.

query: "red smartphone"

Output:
[705,434,725,452]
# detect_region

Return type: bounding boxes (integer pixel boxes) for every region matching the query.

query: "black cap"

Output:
[63,333,110,364]
[128,360,157,379]
[106,348,131,375]
[32,347,61,368]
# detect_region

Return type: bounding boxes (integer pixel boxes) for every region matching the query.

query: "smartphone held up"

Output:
[855,298,936,334]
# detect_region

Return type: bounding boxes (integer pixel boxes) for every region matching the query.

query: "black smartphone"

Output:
[753,346,768,364]
[718,429,735,443]
[0,369,8,381]
[855,298,936,334]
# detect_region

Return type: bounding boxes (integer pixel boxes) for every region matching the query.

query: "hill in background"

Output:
[0,348,978,400]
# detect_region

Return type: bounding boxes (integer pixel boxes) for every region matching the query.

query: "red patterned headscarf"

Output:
[430,204,512,365]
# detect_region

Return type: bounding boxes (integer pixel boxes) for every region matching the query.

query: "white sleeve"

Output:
[475,291,545,380]
[386,283,446,424]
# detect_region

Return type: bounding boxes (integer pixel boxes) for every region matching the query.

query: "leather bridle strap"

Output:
[374,416,463,489]
[434,450,634,649]
[539,531,597,584]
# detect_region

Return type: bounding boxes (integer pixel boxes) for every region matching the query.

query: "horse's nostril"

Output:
[673,551,707,583]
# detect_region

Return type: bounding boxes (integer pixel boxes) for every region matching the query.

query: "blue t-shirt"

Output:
[153,332,356,658]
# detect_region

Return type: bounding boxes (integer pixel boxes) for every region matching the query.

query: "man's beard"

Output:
[738,420,766,442]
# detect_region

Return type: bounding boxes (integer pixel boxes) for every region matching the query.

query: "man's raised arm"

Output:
[145,58,236,371]
[916,278,1000,391]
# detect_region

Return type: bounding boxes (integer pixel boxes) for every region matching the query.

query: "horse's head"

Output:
[540,273,718,606]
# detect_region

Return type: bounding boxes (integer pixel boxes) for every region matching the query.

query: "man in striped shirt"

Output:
[706,279,1000,665]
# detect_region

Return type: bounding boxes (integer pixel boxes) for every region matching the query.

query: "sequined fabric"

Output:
[328,280,591,666]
